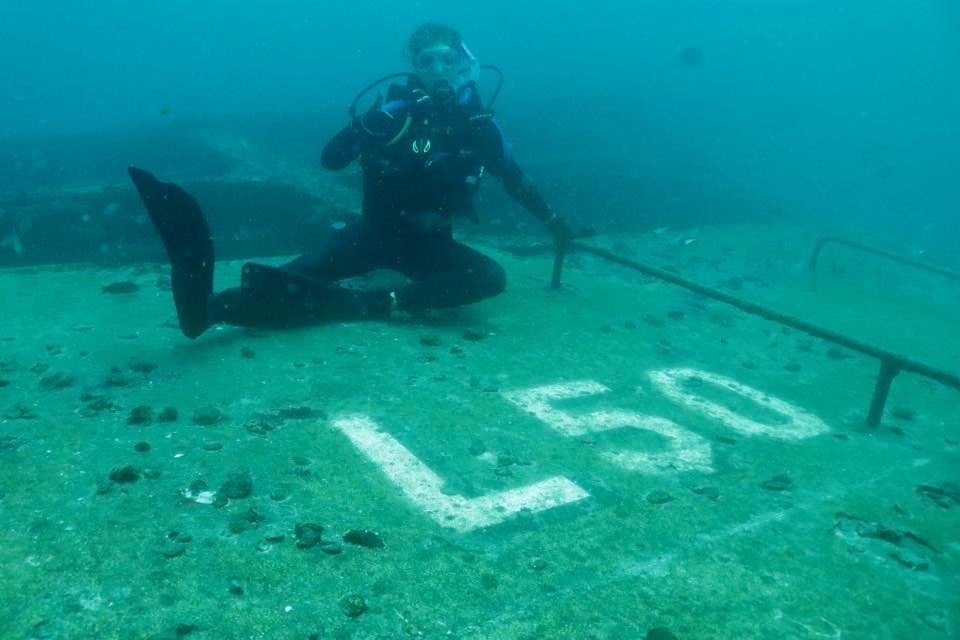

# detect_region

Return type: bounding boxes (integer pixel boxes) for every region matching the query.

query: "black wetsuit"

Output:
[209,80,556,327]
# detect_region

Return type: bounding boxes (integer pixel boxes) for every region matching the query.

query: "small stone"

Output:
[480,572,498,590]
[339,594,368,618]
[343,529,385,549]
[642,314,665,328]
[102,281,140,294]
[292,455,311,467]
[468,439,486,456]
[320,541,343,555]
[462,328,486,341]
[666,310,685,321]
[295,523,325,549]
[134,441,151,453]
[419,334,442,347]
[646,490,674,504]
[202,441,223,452]
[228,582,244,596]
[783,362,802,373]
[0,379,9,387]
[270,487,291,502]
[193,406,223,426]
[278,406,315,420]
[157,406,179,422]
[529,558,548,571]
[692,485,720,500]
[646,628,678,640]
[127,405,153,426]
[449,345,464,356]
[240,347,256,359]
[890,406,916,421]
[129,360,158,374]
[218,471,253,499]
[761,473,793,491]
[174,622,196,636]
[109,465,140,484]
[142,467,161,479]
[826,346,850,360]
[39,373,75,391]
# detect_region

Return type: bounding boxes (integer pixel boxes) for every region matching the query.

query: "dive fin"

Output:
[128,167,214,339]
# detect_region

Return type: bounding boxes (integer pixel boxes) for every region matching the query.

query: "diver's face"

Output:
[412,41,463,92]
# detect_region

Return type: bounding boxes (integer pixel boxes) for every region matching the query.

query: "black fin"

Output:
[128,167,214,339]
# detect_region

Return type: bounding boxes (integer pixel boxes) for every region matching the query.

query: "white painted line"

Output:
[504,382,714,475]
[649,368,829,440]
[333,415,590,533]
[502,381,606,437]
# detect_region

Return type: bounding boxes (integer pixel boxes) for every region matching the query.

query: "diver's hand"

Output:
[354,108,406,141]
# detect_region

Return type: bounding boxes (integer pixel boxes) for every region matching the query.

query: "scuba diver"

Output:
[129,22,573,339]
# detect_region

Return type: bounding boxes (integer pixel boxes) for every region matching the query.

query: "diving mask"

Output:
[411,43,479,92]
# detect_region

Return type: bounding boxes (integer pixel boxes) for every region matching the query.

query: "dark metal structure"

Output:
[550,240,959,427]
[809,236,960,283]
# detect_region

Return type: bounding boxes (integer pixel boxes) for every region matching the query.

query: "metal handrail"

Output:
[809,236,960,283]
[548,239,959,427]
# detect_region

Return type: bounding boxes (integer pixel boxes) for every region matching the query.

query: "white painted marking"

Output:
[333,416,589,533]
[649,368,829,440]
[502,381,605,436]
[503,381,714,475]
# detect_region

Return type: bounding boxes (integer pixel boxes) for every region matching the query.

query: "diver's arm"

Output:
[499,159,571,238]
[321,124,364,171]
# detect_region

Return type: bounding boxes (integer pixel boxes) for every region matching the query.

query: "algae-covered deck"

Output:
[1,226,957,639]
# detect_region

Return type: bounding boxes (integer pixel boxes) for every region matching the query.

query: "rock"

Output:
[174,622,196,636]
[102,281,140,294]
[240,347,255,359]
[202,442,223,452]
[228,582,244,596]
[295,523,325,549]
[193,406,223,426]
[129,360,157,374]
[692,486,720,500]
[646,490,674,504]
[39,373,75,391]
[127,405,153,426]
[646,628,678,640]
[339,594,368,618]
[666,310,685,321]
[419,334,442,347]
[343,529,385,549]
[278,405,315,420]
[109,465,140,484]
[218,471,253,499]
[529,558,548,571]
[0,379,9,387]
[462,327,487,341]
[826,346,850,360]
[642,314,665,328]
[480,572,498,590]
[320,541,343,555]
[468,439,486,456]
[157,406,178,422]
[783,362,802,373]
[134,441,151,453]
[760,473,793,491]
[890,406,916,421]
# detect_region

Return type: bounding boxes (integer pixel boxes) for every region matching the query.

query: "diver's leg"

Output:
[393,238,507,311]
[128,167,214,339]
[208,219,394,328]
